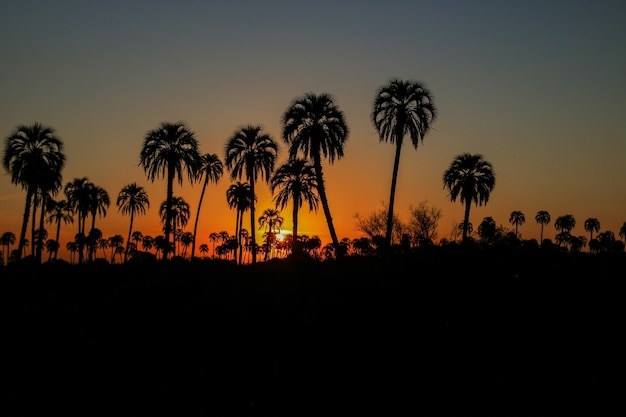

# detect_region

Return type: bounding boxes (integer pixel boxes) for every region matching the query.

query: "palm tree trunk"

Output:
[463,200,471,243]
[164,168,175,260]
[312,153,339,252]
[292,197,299,255]
[36,196,46,263]
[124,211,134,263]
[31,194,38,258]
[191,179,208,259]
[250,176,257,264]
[385,141,403,250]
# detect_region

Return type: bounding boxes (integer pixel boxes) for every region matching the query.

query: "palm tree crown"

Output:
[140,121,201,260]
[443,153,496,243]
[535,210,551,244]
[372,78,437,250]
[225,124,278,264]
[509,211,525,237]
[282,92,348,252]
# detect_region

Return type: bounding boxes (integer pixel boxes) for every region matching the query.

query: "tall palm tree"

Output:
[117,183,150,263]
[140,121,201,260]
[282,93,349,254]
[478,216,497,244]
[509,211,525,237]
[226,181,254,264]
[3,122,65,260]
[584,218,600,243]
[87,184,110,262]
[372,79,437,250]
[535,210,551,244]
[442,153,496,243]
[270,158,319,255]
[64,177,93,264]
[225,125,278,264]
[191,153,223,259]
[45,199,74,259]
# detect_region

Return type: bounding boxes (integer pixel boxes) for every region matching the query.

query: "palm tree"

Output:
[226,181,254,264]
[619,222,626,243]
[442,153,496,243]
[3,122,66,260]
[1,232,16,265]
[117,183,150,263]
[65,177,93,264]
[372,79,437,250]
[191,153,223,259]
[478,216,497,244]
[258,208,284,261]
[584,218,600,243]
[159,196,190,257]
[270,158,319,255]
[45,239,59,262]
[108,235,124,264]
[281,93,349,254]
[554,214,576,248]
[509,211,525,237]
[140,121,201,260]
[45,199,74,260]
[535,210,551,244]
[86,184,110,262]
[225,125,278,264]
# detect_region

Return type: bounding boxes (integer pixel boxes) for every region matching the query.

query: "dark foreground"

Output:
[1,250,624,416]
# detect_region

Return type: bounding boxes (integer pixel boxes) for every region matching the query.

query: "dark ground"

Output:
[1,250,624,416]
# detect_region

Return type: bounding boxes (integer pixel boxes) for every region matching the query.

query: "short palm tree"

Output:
[258,208,284,261]
[509,211,525,237]
[87,184,110,262]
[191,153,223,259]
[282,93,349,253]
[225,125,278,264]
[442,153,496,243]
[226,181,254,264]
[619,222,626,243]
[45,199,74,259]
[270,158,319,255]
[584,218,600,243]
[140,121,201,260]
[554,214,576,247]
[117,183,150,263]
[3,122,66,260]
[535,210,551,244]
[372,79,437,250]
[159,196,190,257]
[1,232,16,265]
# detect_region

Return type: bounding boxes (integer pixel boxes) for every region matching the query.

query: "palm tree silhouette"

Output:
[619,222,626,243]
[45,199,74,260]
[282,93,348,254]
[191,153,223,259]
[535,210,551,245]
[225,125,278,264]
[442,153,496,243]
[372,79,437,250]
[584,218,600,243]
[509,211,525,237]
[258,208,284,261]
[554,214,576,248]
[270,158,319,256]
[140,122,201,260]
[87,184,110,262]
[159,196,190,257]
[226,181,254,264]
[117,183,150,263]
[65,177,93,264]
[1,232,16,265]
[478,216,497,244]
[2,122,66,261]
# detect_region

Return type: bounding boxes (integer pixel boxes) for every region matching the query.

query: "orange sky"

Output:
[2,1,626,262]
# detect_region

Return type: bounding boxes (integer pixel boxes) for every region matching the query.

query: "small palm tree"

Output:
[535,210,551,245]
[3,122,66,260]
[226,181,254,265]
[159,196,190,257]
[372,78,437,250]
[258,208,284,261]
[65,177,93,264]
[442,153,496,243]
[87,184,110,262]
[45,199,74,260]
[225,125,278,264]
[509,211,525,237]
[583,218,600,243]
[619,222,626,243]
[270,158,319,255]
[554,214,576,247]
[191,153,223,259]
[117,183,150,263]
[140,121,201,260]
[282,93,348,253]
[478,217,497,244]
[1,232,16,265]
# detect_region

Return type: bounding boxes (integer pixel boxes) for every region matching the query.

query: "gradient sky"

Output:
[2,0,625,261]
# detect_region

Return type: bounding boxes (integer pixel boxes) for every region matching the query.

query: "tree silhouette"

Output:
[191,153,223,259]
[270,158,319,256]
[225,125,278,264]
[442,153,496,243]
[258,208,284,261]
[282,93,348,254]
[159,196,190,257]
[619,222,626,243]
[140,122,201,260]
[509,211,525,237]
[478,216,497,244]
[45,199,74,260]
[1,232,16,265]
[372,79,437,251]
[3,122,65,261]
[87,184,110,262]
[117,183,150,263]
[535,210,551,245]
[65,177,93,264]
[584,218,600,243]
[554,214,576,248]
[226,181,254,264]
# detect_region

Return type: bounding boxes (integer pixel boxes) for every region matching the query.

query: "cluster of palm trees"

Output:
[3,78,626,266]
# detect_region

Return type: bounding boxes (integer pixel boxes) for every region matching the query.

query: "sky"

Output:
[2,0,626,261]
